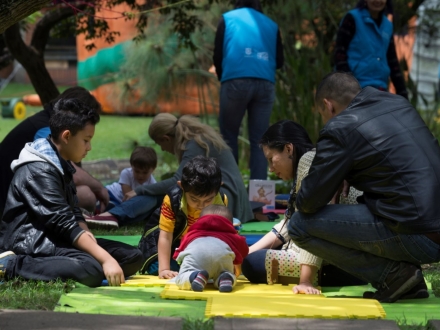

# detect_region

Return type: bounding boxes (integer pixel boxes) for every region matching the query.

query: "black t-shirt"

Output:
[0,108,51,212]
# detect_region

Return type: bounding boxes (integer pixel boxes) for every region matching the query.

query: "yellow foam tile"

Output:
[205,295,386,319]
[121,275,171,287]
[160,281,322,300]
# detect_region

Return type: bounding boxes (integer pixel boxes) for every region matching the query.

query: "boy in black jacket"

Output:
[0,99,143,287]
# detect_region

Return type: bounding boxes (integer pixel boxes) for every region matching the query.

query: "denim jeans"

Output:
[109,194,162,226]
[288,204,440,289]
[219,78,275,180]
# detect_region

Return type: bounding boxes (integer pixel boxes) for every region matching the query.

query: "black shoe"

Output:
[363,263,423,303]
[364,278,429,300]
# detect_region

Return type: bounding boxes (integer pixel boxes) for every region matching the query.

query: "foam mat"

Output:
[205,295,386,319]
[121,275,171,287]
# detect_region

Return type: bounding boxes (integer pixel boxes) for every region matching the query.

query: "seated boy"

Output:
[85,146,157,228]
[0,99,144,287]
[174,205,249,292]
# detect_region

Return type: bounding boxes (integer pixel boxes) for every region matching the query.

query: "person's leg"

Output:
[219,79,252,163]
[108,194,162,226]
[96,238,144,277]
[247,80,275,180]
[241,249,270,283]
[175,241,209,291]
[288,204,438,300]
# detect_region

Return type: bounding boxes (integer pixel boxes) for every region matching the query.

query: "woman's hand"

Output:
[292,283,321,295]
[159,269,178,279]
[123,190,137,202]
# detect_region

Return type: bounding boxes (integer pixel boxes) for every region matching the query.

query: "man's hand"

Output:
[123,190,137,202]
[292,283,321,295]
[159,269,178,279]
[330,180,350,204]
[102,258,125,286]
[94,186,110,212]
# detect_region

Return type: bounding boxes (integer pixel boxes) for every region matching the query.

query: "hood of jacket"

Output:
[11,138,63,175]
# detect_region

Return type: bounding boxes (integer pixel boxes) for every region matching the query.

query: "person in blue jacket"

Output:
[334,0,408,98]
[213,0,284,180]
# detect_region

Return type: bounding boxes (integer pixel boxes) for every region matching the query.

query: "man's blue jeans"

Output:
[109,194,162,226]
[219,78,275,180]
[288,204,440,289]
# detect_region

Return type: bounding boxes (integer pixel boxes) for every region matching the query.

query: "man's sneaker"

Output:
[0,251,16,280]
[364,278,429,300]
[365,262,423,303]
[218,272,234,293]
[190,270,209,292]
[85,215,119,229]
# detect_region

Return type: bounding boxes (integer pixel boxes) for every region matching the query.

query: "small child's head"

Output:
[179,155,222,210]
[130,146,157,184]
[200,205,233,223]
[49,98,100,163]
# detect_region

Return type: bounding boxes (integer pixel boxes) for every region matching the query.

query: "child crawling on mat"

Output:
[173,205,249,292]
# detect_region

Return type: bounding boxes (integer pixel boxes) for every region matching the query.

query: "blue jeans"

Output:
[219,78,275,180]
[109,195,162,226]
[288,204,440,289]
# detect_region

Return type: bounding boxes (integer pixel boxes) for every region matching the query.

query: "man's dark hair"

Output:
[50,99,100,141]
[46,87,102,115]
[181,155,222,196]
[260,120,314,177]
[234,0,263,13]
[356,0,393,14]
[201,204,233,222]
[130,146,157,170]
[315,72,361,106]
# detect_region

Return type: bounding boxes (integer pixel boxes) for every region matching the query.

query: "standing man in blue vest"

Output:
[213,0,284,180]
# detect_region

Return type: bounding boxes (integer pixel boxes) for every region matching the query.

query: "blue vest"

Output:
[221,8,278,83]
[346,9,393,89]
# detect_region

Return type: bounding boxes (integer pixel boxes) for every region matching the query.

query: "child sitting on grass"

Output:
[174,205,248,292]
[85,146,157,228]
[138,156,229,277]
[0,99,143,287]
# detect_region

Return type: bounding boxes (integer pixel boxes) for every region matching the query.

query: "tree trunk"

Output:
[4,23,59,104]
[0,0,51,34]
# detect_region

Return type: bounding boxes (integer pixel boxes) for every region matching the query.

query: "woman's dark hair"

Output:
[260,120,314,177]
[181,155,222,196]
[356,0,393,15]
[234,0,263,13]
[50,99,100,141]
[46,86,102,115]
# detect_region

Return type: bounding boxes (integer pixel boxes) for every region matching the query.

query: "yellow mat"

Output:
[205,295,386,319]
[121,275,171,287]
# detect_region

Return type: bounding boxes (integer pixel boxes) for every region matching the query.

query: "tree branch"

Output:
[0,0,52,34]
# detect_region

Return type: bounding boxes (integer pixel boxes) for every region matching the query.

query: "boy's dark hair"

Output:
[201,205,233,222]
[181,155,222,196]
[50,99,100,141]
[47,87,102,116]
[130,146,157,170]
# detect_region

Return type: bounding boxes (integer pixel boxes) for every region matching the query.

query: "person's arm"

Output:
[248,230,283,254]
[276,28,284,69]
[121,184,132,196]
[296,134,353,213]
[334,13,356,72]
[158,230,178,279]
[292,265,321,294]
[213,17,225,81]
[71,162,109,210]
[74,232,124,286]
[387,35,408,99]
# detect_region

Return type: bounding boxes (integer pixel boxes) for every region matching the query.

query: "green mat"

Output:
[241,221,276,233]
[323,284,440,325]
[55,286,205,318]
[95,235,141,246]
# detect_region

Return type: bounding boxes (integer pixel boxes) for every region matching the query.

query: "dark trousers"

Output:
[6,238,144,287]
